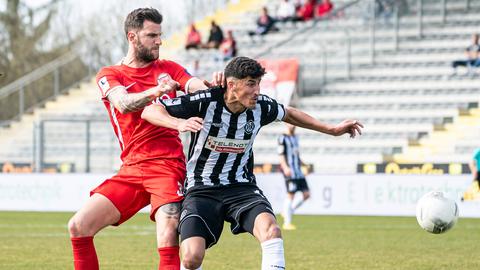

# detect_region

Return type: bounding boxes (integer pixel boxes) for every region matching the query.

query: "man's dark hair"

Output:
[124,8,163,38]
[224,56,266,80]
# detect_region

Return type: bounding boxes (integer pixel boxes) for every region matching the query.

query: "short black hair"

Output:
[124,8,163,38]
[224,56,266,80]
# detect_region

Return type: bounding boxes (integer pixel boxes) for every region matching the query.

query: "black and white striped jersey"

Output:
[158,87,286,191]
[278,134,304,179]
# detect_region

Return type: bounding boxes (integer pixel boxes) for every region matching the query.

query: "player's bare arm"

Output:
[107,79,179,114]
[279,155,291,177]
[141,103,203,132]
[283,106,364,138]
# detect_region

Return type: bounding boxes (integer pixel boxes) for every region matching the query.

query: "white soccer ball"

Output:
[416,191,459,234]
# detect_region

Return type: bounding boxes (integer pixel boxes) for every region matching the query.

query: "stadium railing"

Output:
[0,52,89,128]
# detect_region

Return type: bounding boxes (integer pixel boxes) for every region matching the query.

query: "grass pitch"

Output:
[0,211,478,269]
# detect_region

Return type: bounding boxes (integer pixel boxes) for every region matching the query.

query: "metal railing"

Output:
[34,116,119,173]
[254,0,477,96]
[0,52,89,127]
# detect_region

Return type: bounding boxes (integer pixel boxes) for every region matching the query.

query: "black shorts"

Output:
[178,183,275,248]
[285,177,309,193]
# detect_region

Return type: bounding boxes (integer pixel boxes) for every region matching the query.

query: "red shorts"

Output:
[91,158,186,225]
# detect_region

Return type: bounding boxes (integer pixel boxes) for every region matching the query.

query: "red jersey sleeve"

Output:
[163,60,193,92]
[96,67,123,98]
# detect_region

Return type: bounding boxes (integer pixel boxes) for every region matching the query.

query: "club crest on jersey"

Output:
[157,73,171,85]
[205,136,249,153]
[244,120,255,134]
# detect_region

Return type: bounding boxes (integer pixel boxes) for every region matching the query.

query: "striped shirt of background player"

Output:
[158,88,285,190]
[278,134,304,179]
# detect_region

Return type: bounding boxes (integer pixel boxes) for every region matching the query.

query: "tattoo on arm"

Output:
[108,87,157,113]
[159,203,181,219]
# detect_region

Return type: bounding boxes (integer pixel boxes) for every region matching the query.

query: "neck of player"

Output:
[122,50,152,68]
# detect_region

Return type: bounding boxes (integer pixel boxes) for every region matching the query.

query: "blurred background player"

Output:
[278,123,310,230]
[67,7,219,270]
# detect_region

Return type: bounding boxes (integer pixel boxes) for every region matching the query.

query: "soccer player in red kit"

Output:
[67,8,219,270]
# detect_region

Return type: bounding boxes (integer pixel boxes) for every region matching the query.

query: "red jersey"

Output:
[96,59,193,165]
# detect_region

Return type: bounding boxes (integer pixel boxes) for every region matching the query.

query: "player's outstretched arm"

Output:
[108,79,179,114]
[141,104,203,132]
[283,106,363,138]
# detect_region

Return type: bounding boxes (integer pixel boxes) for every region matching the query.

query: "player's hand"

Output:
[332,119,364,138]
[155,77,180,97]
[283,167,292,177]
[203,71,225,88]
[178,117,203,133]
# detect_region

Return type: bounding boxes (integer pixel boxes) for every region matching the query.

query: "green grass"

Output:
[0,211,478,269]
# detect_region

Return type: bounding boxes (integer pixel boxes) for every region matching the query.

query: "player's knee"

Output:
[182,252,204,270]
[266,223,282,240]
[304,193,311,200]
[68,215,92,237]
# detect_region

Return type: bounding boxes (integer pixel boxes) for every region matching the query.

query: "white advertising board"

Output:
[0,173,479,217]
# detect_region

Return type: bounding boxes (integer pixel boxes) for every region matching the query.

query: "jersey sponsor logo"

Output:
[205,136,249,153]
[98,76,110,92]
[244,120,255,134]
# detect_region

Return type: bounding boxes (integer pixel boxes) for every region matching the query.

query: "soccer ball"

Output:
[415,191,459,234]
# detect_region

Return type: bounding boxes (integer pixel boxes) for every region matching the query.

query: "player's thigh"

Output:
[297,178,310,192]
[224,185,276,235]
[179,191,224,248]
[154,202,182,247]
[92,171,150,225]
[141,159,186,221]
[69,193,120,236]
[285,179,298,193]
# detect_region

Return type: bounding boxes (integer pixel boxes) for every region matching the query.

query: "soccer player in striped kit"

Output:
[142,56,363,269]
[278,123,311,231]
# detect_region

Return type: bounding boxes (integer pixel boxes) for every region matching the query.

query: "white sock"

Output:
[292,196,304,210]
[261,238,285,270]
[282,198,293,225]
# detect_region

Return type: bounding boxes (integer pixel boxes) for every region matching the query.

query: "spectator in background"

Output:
[451,33,480,76]
[204,20,224,49]
[185,23,202,50]
[296,0,316,21]
[315,0,333,19]
[248,6,279,38]
[276,0,297,22]
[218,30,237,61]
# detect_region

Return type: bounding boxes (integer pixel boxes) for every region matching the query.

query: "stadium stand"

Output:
[1,0,480,174]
